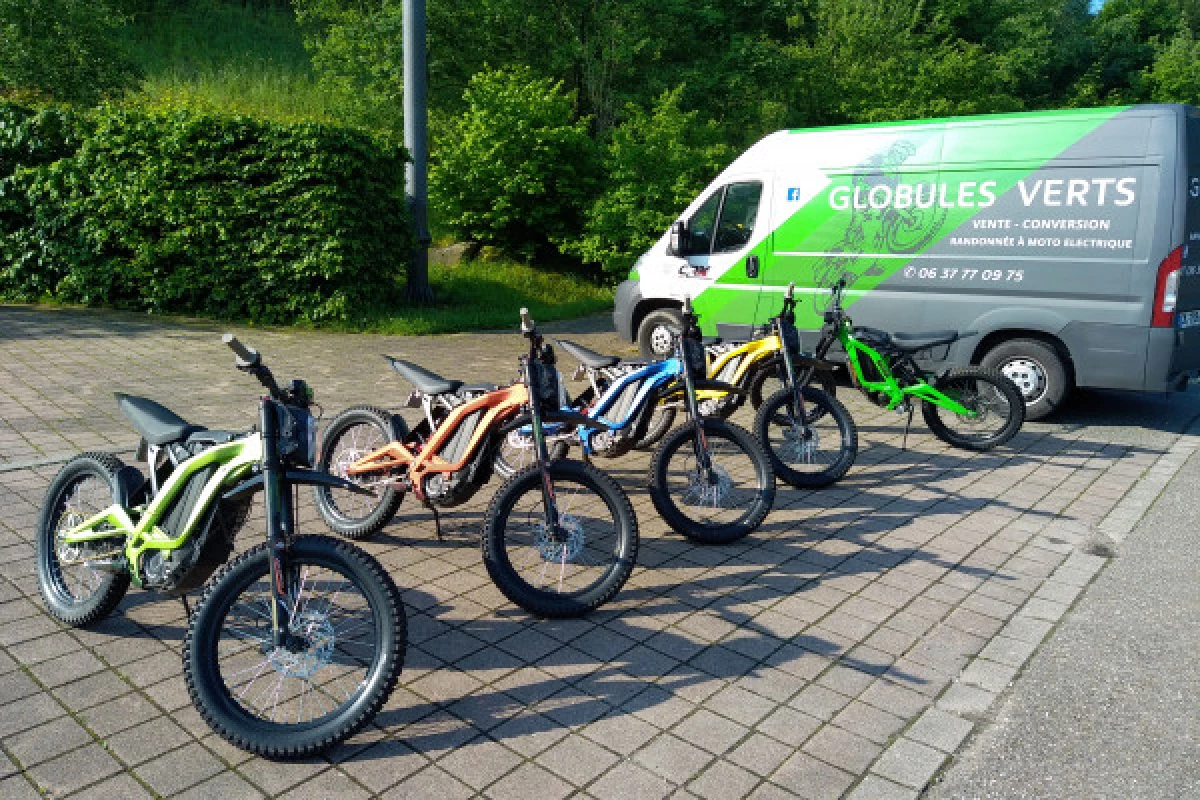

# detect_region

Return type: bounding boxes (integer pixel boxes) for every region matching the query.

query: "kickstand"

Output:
[902,404,914,451]
[423,498,444,540]
[179,594,192,620]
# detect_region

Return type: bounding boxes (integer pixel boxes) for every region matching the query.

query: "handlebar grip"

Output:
[786,282,795,300]
[222,333,260,367]
[519,307,535,333]
[682,295,693,313]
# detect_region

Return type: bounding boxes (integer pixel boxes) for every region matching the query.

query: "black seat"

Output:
[556,339,619,369]
[115,393,206,446]
[384,356,462,395]
[889,330,965,352]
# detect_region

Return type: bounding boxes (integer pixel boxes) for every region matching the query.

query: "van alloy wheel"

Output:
[650,325,674,356]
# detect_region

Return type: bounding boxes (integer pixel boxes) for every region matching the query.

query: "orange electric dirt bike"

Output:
[313,310,639,619]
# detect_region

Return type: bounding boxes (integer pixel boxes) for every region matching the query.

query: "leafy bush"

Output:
[560,89,734,280]
[0,103,412,323]
[0,0,142,104]
[430,66,599,261]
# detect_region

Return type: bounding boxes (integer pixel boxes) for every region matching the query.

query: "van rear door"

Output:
[1170,109,1200,378]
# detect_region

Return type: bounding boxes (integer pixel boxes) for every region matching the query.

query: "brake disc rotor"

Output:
[779,424,820,463]
[682,465,733,508]
[268,611,337,678]
[533,513,585,562]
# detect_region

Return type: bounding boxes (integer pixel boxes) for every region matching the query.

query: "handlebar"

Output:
[520,307,535,334]
[222,334,260,368]
[785,282,795,300]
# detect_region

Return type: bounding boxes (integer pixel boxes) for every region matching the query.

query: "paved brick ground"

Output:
[1,304,1196,799]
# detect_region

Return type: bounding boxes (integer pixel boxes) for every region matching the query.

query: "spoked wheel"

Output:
[314,406,404,539]
[493,429,571,479]
[184,535,405,759]
[754,386,858,488]
[922,367,1025,450]
[35,453,132,627]
[482,461,638,618]
[649,418,775,544]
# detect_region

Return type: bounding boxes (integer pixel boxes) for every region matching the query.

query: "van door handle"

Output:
[746,255,759,279]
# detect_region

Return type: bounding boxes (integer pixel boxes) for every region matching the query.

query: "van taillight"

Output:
[1152,246,1183,328]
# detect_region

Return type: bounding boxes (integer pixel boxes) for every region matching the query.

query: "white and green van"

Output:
[613,104,1200,418]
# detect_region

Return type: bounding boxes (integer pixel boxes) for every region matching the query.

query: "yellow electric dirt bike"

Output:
[637,286,858,489]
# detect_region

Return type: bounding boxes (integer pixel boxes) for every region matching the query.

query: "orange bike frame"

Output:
[345,383,529,500]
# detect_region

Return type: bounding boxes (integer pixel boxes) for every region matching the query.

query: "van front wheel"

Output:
[637,308,684,359]
[980,338,1070,421]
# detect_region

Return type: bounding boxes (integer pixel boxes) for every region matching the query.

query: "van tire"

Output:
[980,338,1070,420]
[637,309,684,359]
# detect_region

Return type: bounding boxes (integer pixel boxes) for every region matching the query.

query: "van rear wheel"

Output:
[637,308,683,359]
[980,338,1070,421]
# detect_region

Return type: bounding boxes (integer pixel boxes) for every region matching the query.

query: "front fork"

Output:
[259,398,294,649]
[525,360,561,537]
[779,339,811,433]
[679,351,714,479]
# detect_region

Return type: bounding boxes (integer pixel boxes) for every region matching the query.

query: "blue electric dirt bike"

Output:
[498,298,776,545]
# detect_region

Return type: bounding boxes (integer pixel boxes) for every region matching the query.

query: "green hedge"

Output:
[0,103,411,323]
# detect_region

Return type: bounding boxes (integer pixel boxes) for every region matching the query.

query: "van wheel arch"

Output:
[973,332,1074,421]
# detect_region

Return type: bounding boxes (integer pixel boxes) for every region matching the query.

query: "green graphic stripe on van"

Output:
[692,107,1127,330]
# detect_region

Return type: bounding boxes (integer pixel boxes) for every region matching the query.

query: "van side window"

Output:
[686,181,763,256]
[714,182,762,253]
[687,191,722,255]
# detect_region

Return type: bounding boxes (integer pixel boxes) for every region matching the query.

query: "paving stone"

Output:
[846,774,921,800]
[770,750,856,799]
[802,724,884,774]
[4,713,93,768]
[586,759,677,800]
[672,708,750,755]
[634,733,714,784]
[70,771,156,800]
[870,737,948,789]
[27,743,122,797]
[538,733,621,787]
[174,770,266,800]
[905,707,974,753]
[436,736,523,791]
[688,759,760,800]
[727,732,794,777]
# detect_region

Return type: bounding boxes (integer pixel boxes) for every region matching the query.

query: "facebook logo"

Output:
[786,187,802,201]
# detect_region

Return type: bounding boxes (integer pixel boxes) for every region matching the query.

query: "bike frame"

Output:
[60,339,364,647]
[60,436,259,587]
[696,335,780,403]
[574,359,682,455]
[344,382,529,500]
[816,289,975,417]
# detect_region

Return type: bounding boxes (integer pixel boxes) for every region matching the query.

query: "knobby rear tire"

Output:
[36,453,133,627]
[313,406,404,540]
[922,366,1025,451]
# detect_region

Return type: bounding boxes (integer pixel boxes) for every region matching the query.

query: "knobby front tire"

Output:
[183,535,405,760]
[649,418,775,545]
[482,461,638,618]
[754,386,858,489]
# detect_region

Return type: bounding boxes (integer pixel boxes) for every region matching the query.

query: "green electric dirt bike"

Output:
[809,278,1025,450]
[35,335,406,759]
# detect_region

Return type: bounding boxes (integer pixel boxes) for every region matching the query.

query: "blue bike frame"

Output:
[575,358,684,455]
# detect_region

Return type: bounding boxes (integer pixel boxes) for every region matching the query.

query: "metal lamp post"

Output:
[403,0,433,304]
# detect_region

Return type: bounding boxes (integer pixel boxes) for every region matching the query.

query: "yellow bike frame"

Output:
[695,334,782,403]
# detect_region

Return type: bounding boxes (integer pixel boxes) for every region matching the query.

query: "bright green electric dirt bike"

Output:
[810,278,1025,450]
[35,335,406,759]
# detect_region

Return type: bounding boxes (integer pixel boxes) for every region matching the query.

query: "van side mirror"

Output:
[666,220,690,257]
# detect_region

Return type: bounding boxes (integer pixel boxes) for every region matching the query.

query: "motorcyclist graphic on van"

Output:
[811,139,948,314]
